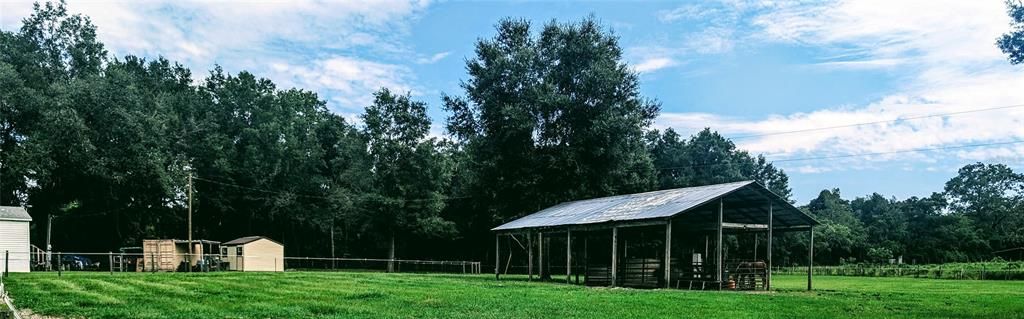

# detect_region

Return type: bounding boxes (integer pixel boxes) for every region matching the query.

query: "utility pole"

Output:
[330,221,336,269]
[188,173,194,265]
[46,214,53,271]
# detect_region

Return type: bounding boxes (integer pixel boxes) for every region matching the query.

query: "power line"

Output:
[770,140,1024,163]
[193,176,470,203]
[718,103,1024,140]
[196,140,1024,199]
[193,176,334,200]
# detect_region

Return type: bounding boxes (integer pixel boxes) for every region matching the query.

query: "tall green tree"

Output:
[445,17,659,226]
[998,0,1024,64]
[362,88,453,266]
[802,189,866,264]
[900,194,987,263]
[851,194,908,261]
[944,163,1024,250]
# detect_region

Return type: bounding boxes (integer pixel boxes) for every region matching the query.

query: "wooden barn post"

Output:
[495,234,500,280]
[538,232,545,281]
[767,202,773,290]
[716,198,724,289]
[664,220,672,288]
[807,227,814,291]
[611,226,619,287]
[566,230,572,284]
[528,231,534,281]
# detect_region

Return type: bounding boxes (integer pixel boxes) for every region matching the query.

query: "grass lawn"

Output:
[4,272,1024,318]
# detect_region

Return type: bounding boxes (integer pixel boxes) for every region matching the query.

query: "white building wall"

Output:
[0,220,31,272]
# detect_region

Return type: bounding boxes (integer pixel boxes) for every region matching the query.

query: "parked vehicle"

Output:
[60,255,100,270]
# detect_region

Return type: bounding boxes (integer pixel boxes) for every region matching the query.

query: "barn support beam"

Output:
[663,220,672,288]
[566,230,572,284]
[767,202,773,290]
[807,227,814,291]
[495,234,500,280]
[716,198,724,289]
[538,232,545,281]
[528,232,534,281]
[611,226,618,287]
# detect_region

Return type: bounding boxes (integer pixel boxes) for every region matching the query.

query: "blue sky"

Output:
[3,0,1023,204]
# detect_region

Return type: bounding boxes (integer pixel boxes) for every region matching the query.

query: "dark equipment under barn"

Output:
[492,180,819,290]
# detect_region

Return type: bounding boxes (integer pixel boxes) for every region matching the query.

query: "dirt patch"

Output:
[19,308,73,319]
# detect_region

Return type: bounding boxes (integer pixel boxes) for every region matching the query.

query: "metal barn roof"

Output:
[492,181,816,232]
[0,206,32,222]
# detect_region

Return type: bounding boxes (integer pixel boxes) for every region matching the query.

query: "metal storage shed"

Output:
[223,236,284,272]
[0,206,32,273]
[491,180,819,290]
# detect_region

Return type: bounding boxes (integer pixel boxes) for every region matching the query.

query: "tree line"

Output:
[1,2,1022,264]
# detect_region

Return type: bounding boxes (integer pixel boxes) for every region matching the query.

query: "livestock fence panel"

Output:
[773,263,1024,280]
[1,250,481,275]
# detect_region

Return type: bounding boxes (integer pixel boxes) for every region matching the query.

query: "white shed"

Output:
[0,206,32,273]
[222,236,284,272]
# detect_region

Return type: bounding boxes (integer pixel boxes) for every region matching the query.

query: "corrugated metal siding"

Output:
[0,220,31,272]
[493,181,755,231]
[491,180,811,230]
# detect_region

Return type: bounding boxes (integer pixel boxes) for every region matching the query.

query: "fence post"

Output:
[57,252,62,277]
[4,250,8,278]
[108,252,113,275]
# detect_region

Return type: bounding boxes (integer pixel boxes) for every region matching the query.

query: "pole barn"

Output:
[492,181,818,290]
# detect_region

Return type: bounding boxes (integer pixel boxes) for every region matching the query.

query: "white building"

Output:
[223,236,284,272]
[0,206,32,273]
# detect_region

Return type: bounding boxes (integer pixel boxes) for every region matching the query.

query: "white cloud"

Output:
[814,58,906,69]
[270,57,418,110]
[753,0,1008,68]
[658,4,718,23]
[688,26,736,54]
[633,57,678,73]
[0,0,430,113]
[635,1,749,71]
[416,51,451,64]
[658,0,1024,173]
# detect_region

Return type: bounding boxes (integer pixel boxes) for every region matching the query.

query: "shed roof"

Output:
[0,206,32,222]
[492,181,816,232]
[223,236,282,246]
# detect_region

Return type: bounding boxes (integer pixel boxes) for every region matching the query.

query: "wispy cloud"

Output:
[416,51,451,64]
[658,4,719,23]
[814,58,906,69]
[633,1,751,72]
[657,0,1024,173]
[270,57,419,112]
[0,0,432,112]
[633,57,678,73]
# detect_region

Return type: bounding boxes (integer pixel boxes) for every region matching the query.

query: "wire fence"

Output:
[773,263,1024,280]
[0,250,482,276]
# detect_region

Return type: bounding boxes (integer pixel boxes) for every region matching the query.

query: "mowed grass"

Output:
[4,272,1024,318]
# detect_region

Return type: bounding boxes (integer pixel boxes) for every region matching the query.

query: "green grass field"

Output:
[4,272,1024,318]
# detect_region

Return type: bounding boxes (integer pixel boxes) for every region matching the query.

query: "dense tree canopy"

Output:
[648,128,792,199]
[444,18,660,226]
[998,0,1024,64]
[0,2,1018,265]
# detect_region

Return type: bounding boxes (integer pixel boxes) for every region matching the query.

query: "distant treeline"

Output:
[1,2,1021,264]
